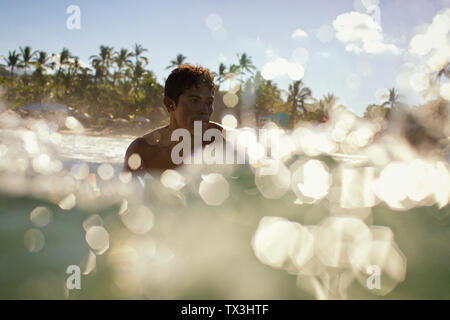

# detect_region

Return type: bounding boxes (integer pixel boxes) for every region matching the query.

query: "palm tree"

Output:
[48,54,57,72]
[90,45,114,82]
[218,63,241,93]
[68,56,82,78]
[166,54,187,69]
[434,62,450,82]
[228,64,240,75]
[114,48,133,84]
[321,92,338,115]
[223,64,240,83]
[236,53,256,77]
[132,43,148,65]
[130,44,149,90]
[322,93,338,108]
[214,63,227,88]
[33,51,51,77]
[382,87,401,109]
[91,59,105,84]
[19,46,38,76]
[132,60,146,90]
[58,48,71,75]
[364,104,389,120]
[3,50,20,81]
[287,80,312,128]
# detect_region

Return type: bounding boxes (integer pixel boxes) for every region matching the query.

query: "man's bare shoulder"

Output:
[124,125,174,173]
[124,125,169,167]
[207,121,224,132]
[142,125,170,146]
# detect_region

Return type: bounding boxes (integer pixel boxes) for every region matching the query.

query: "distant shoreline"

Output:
[2,106,159,140]
[57,127,140,140]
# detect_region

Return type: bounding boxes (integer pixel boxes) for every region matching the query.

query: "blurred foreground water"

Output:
[0,109,449,300]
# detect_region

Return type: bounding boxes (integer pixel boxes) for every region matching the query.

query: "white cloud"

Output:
[395,9,450,105]
[440,82,450,101]
[409,10,450,57]
[261,58,305,81]
[333,11,401,55]
[426,44,450,73]
[292,28,308,39]
[410,34,433,56]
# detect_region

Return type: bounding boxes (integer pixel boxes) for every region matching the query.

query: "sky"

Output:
[0,0,449,115]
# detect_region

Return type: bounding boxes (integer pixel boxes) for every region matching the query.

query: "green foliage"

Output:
[285,80,314,128]
[381,87,401,109]
[1,47,349,129]
[254,79,285,122]
[0,45,164,122]
[364,104,389,120]
[166,54,187,70]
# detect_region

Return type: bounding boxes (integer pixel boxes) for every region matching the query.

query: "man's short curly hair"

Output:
[164,64,216,105]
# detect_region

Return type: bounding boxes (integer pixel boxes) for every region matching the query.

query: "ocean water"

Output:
[0,116,449,300]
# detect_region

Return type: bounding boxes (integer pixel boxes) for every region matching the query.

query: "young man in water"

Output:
[124,64,223,176]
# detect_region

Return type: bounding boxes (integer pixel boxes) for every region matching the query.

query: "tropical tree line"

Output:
[0,44,164,120]
[211,53,341,128]
[1,45,447,129]
[0,46,332,127]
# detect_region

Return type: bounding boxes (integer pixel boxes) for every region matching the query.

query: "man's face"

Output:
[171,85,214,133]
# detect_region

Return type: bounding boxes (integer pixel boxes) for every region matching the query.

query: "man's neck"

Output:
[167,117,181,149]
[168,115,178,134]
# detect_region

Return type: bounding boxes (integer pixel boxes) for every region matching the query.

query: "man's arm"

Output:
[124,137,148,175]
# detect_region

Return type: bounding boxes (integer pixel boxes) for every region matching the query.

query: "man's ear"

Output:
[163,96,176,113]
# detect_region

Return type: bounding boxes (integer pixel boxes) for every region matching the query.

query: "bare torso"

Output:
[124,121,224,176]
